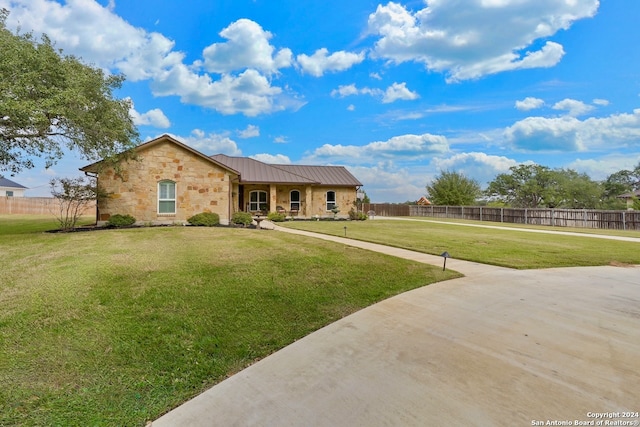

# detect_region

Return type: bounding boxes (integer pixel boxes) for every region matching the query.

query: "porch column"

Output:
[305,185,313,218]
[270,184,277,212]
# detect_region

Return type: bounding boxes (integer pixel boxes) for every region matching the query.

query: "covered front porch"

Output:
[231,183,350,219]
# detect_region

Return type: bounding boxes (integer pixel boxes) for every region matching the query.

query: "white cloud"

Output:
[504,108,640,152]
[169,130,242,156]
[331,82,418,103]
[129,101,171,128]
[251,153,291,164]
[238,125,260,139]
[592,98,610,106]
[515,97,545,111]
[367,0,598,81]
[2,0,183,81]
[274,136,288,144]
[201,19,293,74]
[567,154,640,181]
[307,133,449,164]
[382,82,419,103]
[2,1,299,116]
[296,48,365,77]
[347,104,356,111]
[431,152,518,187]
[151,67,289,116]
[350,164,423,203]
[552,98,594,117]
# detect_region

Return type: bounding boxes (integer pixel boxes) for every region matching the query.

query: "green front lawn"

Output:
[280,218,640,268]
[0,216,458,426]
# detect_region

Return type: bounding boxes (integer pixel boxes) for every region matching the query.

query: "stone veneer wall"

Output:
[97,141,236,224]
[308,187,355,218]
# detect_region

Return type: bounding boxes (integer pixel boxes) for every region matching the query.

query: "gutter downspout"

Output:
[82,170,99,224]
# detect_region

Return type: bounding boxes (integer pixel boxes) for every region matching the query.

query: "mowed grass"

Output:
[280,218,640,268]
[0,216,458,426]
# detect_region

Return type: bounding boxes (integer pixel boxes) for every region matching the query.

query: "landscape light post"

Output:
[440,251,450,271]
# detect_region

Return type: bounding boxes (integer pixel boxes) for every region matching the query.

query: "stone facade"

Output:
[95,140,237,225]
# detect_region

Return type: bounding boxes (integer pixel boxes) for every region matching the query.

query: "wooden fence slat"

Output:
[361,204,640,231]
[0,197,96,216]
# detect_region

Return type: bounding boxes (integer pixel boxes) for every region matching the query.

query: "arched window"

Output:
[249,190,268,212]
[326,191,336,211]
[158,180,176,214]
[290,190,300,211]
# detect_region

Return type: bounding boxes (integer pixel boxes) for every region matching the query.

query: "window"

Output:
[158,180,176,214]
[6,191,13,197]
[290,190,300,211]
[326,191,336,211]
[249,190,267,212]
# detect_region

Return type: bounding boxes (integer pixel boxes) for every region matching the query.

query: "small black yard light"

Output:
[344,226,347,237]
[440,251,450,271]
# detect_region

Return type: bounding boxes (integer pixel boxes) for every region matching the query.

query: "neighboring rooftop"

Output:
[617,189,640,199]
[0,177,27,189]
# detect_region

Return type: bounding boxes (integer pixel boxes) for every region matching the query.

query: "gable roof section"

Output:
[210,155,315,184]
[617,189,640,199]
[211,154,362,186]
[80,134,240,176]
[274,164,362,186]
[0,177,27,189]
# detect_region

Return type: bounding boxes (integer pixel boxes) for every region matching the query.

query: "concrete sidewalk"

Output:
[153,226,640,426]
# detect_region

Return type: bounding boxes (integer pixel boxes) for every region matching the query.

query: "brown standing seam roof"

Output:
[211,154,362,187]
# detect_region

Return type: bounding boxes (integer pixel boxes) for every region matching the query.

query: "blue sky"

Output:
[3,0,640,202]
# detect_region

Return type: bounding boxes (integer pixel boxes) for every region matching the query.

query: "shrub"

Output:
[187,212,220,226]
[232,211,253,226]
[348,208,368,220]
[267,211,286,222]
[107,214,136,227]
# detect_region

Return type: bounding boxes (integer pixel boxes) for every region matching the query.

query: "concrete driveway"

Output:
[153,226,640,426]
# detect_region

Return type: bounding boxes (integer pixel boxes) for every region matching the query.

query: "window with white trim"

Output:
[326,191,336,211]
[158,180,176,214]
[249,190,268,212]
[6,191,13,197]
[290,190,300,211]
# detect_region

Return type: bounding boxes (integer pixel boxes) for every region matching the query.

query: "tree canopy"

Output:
[485,164,604,209]
[426,170,481,205]
[0,9,138,175]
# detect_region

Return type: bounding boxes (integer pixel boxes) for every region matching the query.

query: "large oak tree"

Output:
[0,9,138,175]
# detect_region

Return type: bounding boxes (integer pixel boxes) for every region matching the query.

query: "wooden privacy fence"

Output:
[362,203,640,231]
[0,197,96,216]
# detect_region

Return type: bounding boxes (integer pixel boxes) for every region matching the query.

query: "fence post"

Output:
[480,206,483,222]
[552,209,555,227]
[501,208,504,223]
[623,211,626,231]
[525,208,528,225]
[446,206,448,218]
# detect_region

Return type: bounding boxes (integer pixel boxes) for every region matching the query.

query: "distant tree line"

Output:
[425,163,640,209]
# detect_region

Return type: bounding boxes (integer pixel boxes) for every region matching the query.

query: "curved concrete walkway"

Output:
[153,224,640,426]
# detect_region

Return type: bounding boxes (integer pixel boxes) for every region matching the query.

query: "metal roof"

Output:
[211,154,362,186]
[0,177,27,189]
[274,164,362,186]
[617,189,640,199]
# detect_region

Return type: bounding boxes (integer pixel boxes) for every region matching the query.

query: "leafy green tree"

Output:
[602,163,640,209]
[485,164,555,208]
[553,168,603,209]
[426,170,481,205]
[486,164,605,209]
[0,9,138,175]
